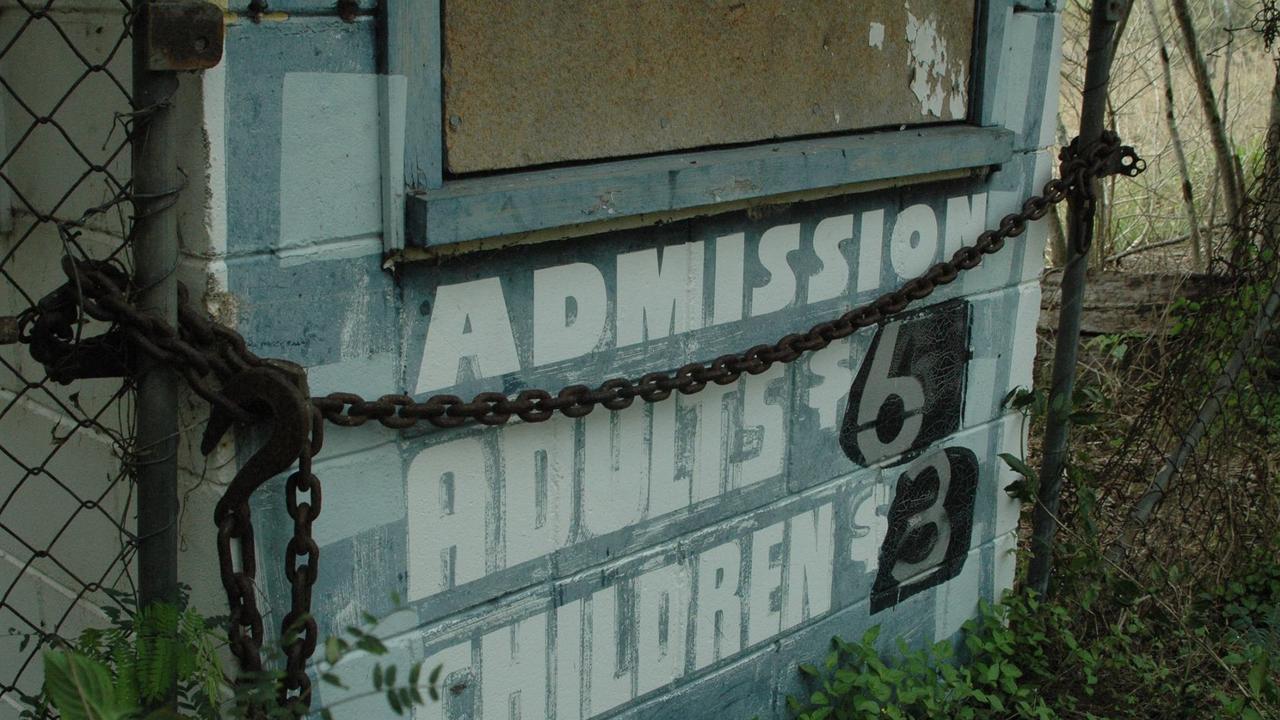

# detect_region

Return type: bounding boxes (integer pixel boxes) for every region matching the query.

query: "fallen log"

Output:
[1039,271,1233,336]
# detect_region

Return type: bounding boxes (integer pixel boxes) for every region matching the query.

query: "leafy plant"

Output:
[789,598,1055,720]
[19,589,224,720]
[22,593,440,720]
[787,540,1280,719]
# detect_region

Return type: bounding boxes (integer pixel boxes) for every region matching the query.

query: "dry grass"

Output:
[1054,0,1275,272]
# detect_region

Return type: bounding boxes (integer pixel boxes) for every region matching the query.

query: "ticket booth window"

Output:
[389,0,1004,250]
[443,1,979,173]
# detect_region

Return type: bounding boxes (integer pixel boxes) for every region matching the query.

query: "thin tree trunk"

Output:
[1147,0,1205,270]
[1218,0,1246,196]
[1113,59,1280,557]
[1171,0,1244,220]
[1048,115,1072,267]
[1268,64,1280,182]
[1105,0,1136,69]
[1262,62,1280,234]
[1095,97,1120,265]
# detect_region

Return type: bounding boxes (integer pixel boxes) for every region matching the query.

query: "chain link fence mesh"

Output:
[0,1,138,714]
[1054,116,1280,592]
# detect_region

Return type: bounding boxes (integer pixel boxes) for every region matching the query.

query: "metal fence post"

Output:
[1028,0,1129,596]
[132,1,181,615]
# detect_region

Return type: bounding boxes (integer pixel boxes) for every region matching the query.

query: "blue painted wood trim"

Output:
[386,0,442,190]
[972,0,999,125]
[404,125,1015,248]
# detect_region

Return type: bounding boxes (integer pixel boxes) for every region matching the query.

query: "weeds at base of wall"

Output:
[787,546,1280,720]
[16,588,443,720]
[786,317,1280,720]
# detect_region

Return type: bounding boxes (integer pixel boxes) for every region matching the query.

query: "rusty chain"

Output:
[312,133,1143,431]
[17,131,1143,713]
[279,409,324,708]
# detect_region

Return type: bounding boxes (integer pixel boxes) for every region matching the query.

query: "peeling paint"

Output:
[904,4,967,119]
[338,270,371,361]
[708,177,759,203]
[948,65,969,119]
[584,191,618,217]
[869,22,885,49]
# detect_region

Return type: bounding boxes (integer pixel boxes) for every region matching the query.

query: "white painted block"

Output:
[280,73,386,249]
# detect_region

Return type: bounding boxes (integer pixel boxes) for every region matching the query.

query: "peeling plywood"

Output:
[443,0,977,173]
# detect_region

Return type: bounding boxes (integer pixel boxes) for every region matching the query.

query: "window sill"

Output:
[403,124,1014,251]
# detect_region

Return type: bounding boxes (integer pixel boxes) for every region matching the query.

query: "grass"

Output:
[1055,0,1274,271]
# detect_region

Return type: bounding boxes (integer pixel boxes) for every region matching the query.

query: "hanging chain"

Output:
[312,132,1144,431]
[280,409,324,709]
[17,131,1143,713]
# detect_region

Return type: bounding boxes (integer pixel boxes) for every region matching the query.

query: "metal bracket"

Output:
[138,1,225,71]
[41,331,133,384]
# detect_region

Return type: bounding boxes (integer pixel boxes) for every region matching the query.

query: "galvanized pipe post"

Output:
[132,1,181,615]
[1027,0,1127,596]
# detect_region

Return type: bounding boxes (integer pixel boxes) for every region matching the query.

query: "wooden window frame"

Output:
[385,0,1014,252]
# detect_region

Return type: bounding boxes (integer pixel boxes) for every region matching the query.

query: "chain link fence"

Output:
[0,1,138,714]
[1058,117,1280,591]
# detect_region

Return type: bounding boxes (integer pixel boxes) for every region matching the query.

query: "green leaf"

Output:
[999,453,1038,483]
[1248,660,1267,696]
[1004,387,1037,410]
[1069,410,1101,426]
[387,688,404,715]
[325,636,342,665]
[43,651,129,720]
[357,636,389,655]
[860,626,881,647]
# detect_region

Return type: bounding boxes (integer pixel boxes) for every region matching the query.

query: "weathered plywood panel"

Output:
[443,0,977,172]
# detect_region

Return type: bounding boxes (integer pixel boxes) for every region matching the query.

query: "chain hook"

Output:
[205,363,312,522]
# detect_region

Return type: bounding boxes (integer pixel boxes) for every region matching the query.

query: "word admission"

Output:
[415,193,989,393]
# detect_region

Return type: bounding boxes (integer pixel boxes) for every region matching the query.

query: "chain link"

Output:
[280,408,323,710]
[313,133,1143,432]
[18,132,1143,713]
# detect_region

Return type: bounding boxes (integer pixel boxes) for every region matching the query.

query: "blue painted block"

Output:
[223,17,377,258]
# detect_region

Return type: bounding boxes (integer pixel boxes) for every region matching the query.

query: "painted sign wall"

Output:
[208,1,1064,717]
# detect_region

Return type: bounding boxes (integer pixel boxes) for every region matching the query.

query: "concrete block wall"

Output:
[206,2,1064,718]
